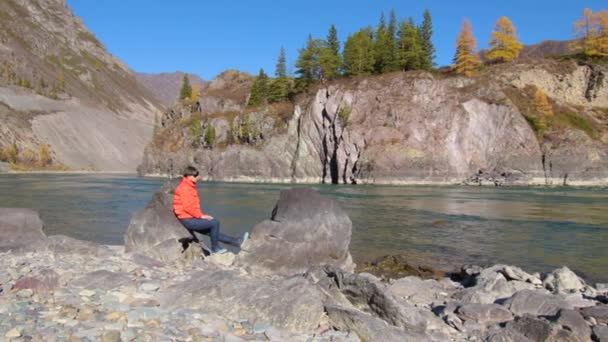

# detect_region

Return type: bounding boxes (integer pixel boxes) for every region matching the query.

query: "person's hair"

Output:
[183,166,199,177]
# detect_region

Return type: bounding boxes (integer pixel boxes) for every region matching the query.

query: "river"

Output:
[1,173,606,283]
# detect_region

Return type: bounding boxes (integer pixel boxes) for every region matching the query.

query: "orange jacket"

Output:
[173,177,204,219]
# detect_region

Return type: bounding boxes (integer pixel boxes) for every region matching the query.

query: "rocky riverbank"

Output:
[1,188,608,341]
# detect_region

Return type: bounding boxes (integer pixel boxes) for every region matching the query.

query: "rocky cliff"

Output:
[139,59,608,186]
[0,0,162,171]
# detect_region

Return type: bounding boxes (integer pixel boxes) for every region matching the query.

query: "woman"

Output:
[173,166,248,254]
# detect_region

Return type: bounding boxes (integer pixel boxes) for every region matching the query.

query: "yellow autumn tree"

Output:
[571,8,608,57]
[453,19,481,76]
[190,84,200,102]
[532,87,553,117]
[487,16,523,63]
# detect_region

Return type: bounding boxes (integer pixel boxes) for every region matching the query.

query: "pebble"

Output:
[139,282,160,292]
[5,327,21,338]
[78,290,96,297]
[16,289,34,298]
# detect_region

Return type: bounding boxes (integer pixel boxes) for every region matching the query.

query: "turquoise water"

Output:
[0,174,607,282]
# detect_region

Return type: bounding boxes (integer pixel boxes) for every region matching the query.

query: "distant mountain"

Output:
[136,72,206,107]
[519,40,573,60]
[0,0,162,171]
[480,40,573,62]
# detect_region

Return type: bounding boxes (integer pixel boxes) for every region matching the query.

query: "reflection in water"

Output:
[0,174,607,282]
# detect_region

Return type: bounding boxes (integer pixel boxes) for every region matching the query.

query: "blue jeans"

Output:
[179,218,241,252]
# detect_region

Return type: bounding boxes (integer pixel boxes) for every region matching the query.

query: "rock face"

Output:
[0,208,46,252]
[124,182,202,262]
[236,187,354,276]
[135,72,206,107]
[159,269,326,333]
[0,0,162,171]
[139,61,608,185]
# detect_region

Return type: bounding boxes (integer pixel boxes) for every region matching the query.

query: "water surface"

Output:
[0,174,606,282]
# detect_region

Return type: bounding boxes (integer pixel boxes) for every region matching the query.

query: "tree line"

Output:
[178,7,608,106]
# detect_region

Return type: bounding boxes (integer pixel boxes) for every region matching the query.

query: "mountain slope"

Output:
[0,0,162,171]
[135,72,206,107]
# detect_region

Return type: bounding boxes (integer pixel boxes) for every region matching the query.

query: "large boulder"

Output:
[159,269,326,333]
[236,187,354,276]
[0,208,46,252]
[124,182,201,262]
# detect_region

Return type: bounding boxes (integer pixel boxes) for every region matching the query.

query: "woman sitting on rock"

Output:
[173,166,248,254]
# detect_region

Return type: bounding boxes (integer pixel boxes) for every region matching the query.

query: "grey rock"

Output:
[11,269,60,294]
[506,315,553,342]
[502,290,573,316]
[581,305,608,324]
[236,188,354,276]
[316,266,449,334]
[72,270,133,291]
[100,330,121,342]
[483,326,533,342]
[0,208,46,252]
[456,303,513,325]
[388,276,452,306]
[43,235,113,257]
[593,325,608,342]
[139,282,160,292]
[326,305,431,342]
[454,266,537,304]
[548,309,591,341]
[159,269,325,332]
[543,267,586,293]
[124,182,204,262]
[501,266,542,285]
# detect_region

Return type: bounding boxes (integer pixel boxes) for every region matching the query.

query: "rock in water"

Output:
[124,182,202,262]
[236,187,354,276]
[0,208,46,252]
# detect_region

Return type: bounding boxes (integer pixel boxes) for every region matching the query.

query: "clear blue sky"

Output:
[67,0,605,80]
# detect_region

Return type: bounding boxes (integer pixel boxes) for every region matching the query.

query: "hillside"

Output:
[135,72,206,107]
[139,59,608,185]
[0,0,162,171]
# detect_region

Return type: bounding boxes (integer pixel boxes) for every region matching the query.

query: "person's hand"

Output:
[201,214,214,220]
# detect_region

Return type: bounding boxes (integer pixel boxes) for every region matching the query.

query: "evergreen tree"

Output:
[419,9,436,70]
[275,46,287,78]
[487,16,524,63]
[453,19,481,77]
[179,74,192,100]
[204,124,216,148]
[319,25,342,80]
[343,28,375,76]
[295,35,325,91]
[270,47,290,102]
[248,69,269,107]
[373,12,398,73]
[398,18,425,71]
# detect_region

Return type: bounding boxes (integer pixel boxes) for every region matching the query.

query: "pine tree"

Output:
[398,19,425,71]
[373,12,398,73]
[204,124,216,148]
[453,19,481,77]
[319,25,342,80]
[275,47,287,78]
[270,47,290,102]
[487,16,523,63]
[419,9,436,70]
[295,35,325,91]
[248,69,269,107]
[179,74,192,100]
[343,28,375,76]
